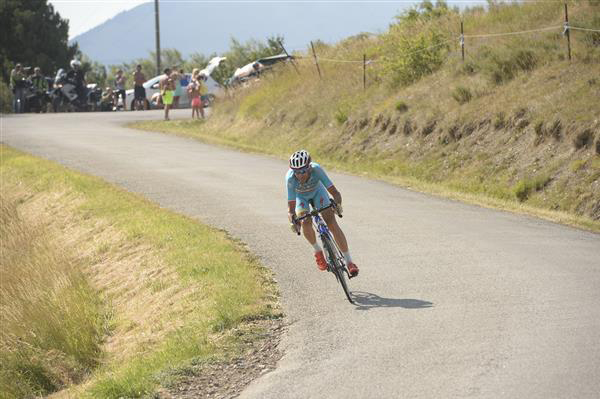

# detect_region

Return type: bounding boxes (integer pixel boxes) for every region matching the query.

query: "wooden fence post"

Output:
[363,54,366,90]
[564,3,572,61]
[460,20,465,62]
[310,41,322,79]
[279,40,300,75]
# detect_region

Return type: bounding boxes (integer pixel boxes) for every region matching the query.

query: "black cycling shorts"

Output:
[116,89,126,101]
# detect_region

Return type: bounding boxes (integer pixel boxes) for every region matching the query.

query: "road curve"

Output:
[2,111,600,398]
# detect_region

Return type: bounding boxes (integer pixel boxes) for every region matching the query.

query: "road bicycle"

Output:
[294,200,354,304]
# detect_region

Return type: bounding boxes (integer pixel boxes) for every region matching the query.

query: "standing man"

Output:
[133,64,146,109]
[30,67,48,112]
[114,69,126,110]
[31,67,48,92]
[10,63,26,113]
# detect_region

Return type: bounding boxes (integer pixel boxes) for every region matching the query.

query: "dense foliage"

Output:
[0,0,78,82]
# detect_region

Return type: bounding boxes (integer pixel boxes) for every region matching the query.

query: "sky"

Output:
[49,0,147,38]
[50,0,479,40]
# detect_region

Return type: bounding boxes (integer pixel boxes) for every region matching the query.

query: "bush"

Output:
[514,174,550,202]
[379,3,453,88]
[451,86,473,104]
[395,101,408,112]
[334,107,348,125]
[573,129,594,149]
[493,112,506,130]
[483,49,538,84]
[1,80,13,113]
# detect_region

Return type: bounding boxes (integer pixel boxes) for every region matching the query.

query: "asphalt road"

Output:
[3,110,600,398]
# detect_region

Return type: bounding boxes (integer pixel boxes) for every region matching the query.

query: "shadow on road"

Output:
[351,291,433,310]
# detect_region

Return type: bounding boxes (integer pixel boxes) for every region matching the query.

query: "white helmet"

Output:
[70,59,81,69]
[289,150,311,170]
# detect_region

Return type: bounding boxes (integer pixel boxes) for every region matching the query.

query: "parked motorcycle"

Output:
[25,77,53,113]
[51,69,87,112]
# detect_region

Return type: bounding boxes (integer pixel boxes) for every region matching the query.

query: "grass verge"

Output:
[0,145,280,398]
[130,119,599,233]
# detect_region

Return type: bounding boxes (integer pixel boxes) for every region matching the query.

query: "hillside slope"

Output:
[140,1,600,229]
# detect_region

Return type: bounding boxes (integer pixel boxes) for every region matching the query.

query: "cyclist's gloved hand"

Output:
[289,213,298,233]
[336,203,343,216]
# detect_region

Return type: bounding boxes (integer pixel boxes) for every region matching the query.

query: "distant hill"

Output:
[70,1,407,66]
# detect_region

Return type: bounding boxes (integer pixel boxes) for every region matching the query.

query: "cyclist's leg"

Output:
[295,197,316,245]
[322,208,348,253]
[318,188,358,275]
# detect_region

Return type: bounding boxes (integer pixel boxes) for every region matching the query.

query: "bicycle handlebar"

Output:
[293,199,342,235]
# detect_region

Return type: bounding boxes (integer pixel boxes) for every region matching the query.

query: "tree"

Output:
[0,0,78,82]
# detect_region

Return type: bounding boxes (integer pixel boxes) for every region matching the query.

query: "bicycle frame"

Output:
[294,201,354,303]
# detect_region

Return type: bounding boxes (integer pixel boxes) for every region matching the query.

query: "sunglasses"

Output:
[294,167,310,174]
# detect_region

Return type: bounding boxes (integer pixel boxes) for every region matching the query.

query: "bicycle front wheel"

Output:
[321,235,353,304]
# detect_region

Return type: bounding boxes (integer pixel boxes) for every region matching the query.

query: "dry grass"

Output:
[0,189,105,397]
[1,146,280,398]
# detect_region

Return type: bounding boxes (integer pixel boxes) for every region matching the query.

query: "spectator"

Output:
[187,68,204,119]
[114,69,126,110]
[171,67,182,109]
[29,67,48,113]
[179,68,189,88]
[133,64,146,109]
[100,87,115,111]
[31,67,48,92]
[159,68,174,120]
[9,63,26,113]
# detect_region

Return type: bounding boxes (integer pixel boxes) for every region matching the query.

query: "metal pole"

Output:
[310,41,322,79]
[154,0,161,74]
[564,3,571,61]
[279,40,300,75]
[363,54,366,90]
[460,21,465,62]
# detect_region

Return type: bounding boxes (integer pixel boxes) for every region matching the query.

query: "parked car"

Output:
[121,73,223,110]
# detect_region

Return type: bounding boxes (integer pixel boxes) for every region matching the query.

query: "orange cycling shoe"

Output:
[347,262,359,277]
[315,251,328,271]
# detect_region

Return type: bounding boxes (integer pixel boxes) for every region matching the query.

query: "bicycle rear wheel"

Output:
[322,235,353,304]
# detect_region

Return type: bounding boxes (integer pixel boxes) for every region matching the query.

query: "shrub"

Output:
[493,112,506,130]
[573,129,594,149]
[483,49,538,84]
[570,159,587,172]
[451,86,473,104]
[379,10,451,88]
[0,80,13,113]
[334,107,348,125]
[514,174,550,201]
[395,101,408,112]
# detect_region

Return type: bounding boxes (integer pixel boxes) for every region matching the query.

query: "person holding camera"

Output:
[10,63,27,113]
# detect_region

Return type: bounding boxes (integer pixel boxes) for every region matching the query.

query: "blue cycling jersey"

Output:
[286,162,333,201]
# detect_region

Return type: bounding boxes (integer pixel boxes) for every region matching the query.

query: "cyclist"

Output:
[287,150,359,277]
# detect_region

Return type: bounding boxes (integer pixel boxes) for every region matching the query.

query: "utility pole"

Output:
[154,0,161,75]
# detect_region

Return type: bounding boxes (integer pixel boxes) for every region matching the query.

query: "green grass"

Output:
[0,146,280,398]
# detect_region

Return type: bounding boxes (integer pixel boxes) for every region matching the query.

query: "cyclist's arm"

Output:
[288,201,296,222]
[326,185,342,205]
[287,173,297,221]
